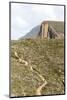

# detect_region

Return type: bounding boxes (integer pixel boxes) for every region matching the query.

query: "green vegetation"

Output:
[11,38,64,97]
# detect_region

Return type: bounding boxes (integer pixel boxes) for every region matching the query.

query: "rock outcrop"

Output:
[39,21,64,39]
[20,21,64,40]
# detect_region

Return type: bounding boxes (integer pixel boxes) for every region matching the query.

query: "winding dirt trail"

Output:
[14,51,47,95]
[14,51,28,66]
[36,81,47,95]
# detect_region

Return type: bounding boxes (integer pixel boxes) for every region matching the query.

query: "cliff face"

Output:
[39,22,48,38]
[39,21,64,39]
[20,21,64,40]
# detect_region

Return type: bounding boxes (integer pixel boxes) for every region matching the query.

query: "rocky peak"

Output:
[39,21,64,39]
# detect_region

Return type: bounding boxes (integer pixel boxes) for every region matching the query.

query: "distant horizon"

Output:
[11,3,64,40]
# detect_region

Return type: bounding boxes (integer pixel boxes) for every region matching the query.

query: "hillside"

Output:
[20,21,64,39]
[11,38,64,97]
[20,25,40,39]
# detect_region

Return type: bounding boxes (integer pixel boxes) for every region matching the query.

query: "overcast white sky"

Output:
[11,3,64,40]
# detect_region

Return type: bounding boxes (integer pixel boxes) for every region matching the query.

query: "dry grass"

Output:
[10,38,64,97]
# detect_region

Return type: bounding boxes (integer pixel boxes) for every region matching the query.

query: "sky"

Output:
[11,3,64,40]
